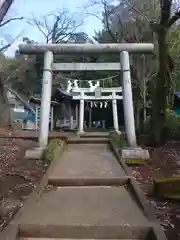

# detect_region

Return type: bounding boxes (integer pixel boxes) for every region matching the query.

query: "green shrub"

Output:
[109,131,128,148]
[143,116,151,134]
[43,139,63,162]
[143,110,180,138]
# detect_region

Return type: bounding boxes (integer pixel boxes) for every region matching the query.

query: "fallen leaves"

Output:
[132,141,180,239]
[0,136,48,231]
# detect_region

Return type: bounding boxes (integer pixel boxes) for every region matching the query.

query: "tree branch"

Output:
[29,10,82,43]
[169,11,180,27]
[102,1,118,42]
[0,31,22,53]
[0,17,23,27]
[0,43,11,52]
[5,87,35,114]
[28,16,48,41]
[160,0,172,26]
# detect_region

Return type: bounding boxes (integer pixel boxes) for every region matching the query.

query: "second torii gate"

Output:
[19,43,154,148]
[67,79,123,134]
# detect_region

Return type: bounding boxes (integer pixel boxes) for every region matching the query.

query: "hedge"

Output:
[108,131,128,148]
[143,110,180,138]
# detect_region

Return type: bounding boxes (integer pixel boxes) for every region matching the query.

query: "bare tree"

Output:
[0,0,15,23]
[87,0,157,130]
[87,0,180,143]
[28,9,83,43]
[0,6,24,127]
[149,0,180,144]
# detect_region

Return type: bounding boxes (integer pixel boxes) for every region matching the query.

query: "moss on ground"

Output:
[124,158,149,165]
[153,177,180,200]
[108,131,128,148]
[43,139,64,162]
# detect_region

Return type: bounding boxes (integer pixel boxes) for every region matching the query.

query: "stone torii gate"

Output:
[19,43,154,148]
[67,79,123,134]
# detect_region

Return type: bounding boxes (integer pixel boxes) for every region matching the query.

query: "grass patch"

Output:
[153,177,180,199]
[124,158,148,165]
[108,131,128,148]
[0,147,8,152]
[43,139,64,162]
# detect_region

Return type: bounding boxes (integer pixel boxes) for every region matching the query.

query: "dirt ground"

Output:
[0,137,49,231]
[131,141,180,240]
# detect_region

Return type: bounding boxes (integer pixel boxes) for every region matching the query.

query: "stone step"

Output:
[79,132,109,138]
[48,176,130,186]
[67,138,108,144]
[19,238,139,240]
[48,144,127,184]
[17,187,150,239]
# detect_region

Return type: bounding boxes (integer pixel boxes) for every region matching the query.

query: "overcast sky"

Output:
[2,0,103,56]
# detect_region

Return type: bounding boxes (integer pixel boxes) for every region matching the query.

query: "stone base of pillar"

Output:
[25,147,45,160]
[115,130,121,135]
[121,147,150,161]
[77,131,85,135]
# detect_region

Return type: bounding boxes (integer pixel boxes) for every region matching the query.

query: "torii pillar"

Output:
[120,51,136,147]
[112,91,120,134]
[78,91,84,134]
[39,51,53,148]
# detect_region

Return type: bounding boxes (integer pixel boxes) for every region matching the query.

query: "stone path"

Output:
[2,139,167,240]
[48,144,126,185]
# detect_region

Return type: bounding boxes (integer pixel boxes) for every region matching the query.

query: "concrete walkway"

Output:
[48,144,127,185]
[3,140,166,240]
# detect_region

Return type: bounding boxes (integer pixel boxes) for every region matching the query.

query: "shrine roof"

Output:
[29,96,61,106]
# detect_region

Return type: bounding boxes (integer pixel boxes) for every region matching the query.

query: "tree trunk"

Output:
[143,87,147,122]
[151,28,169,145]
[0,76,12,128]
[135,100,141,133]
